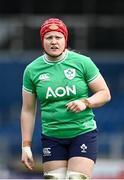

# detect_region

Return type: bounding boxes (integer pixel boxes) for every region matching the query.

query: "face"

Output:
[43,31,66,57]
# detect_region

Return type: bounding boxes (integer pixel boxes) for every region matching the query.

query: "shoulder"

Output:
[69,51,90,60]
[25,55,44,71]
[68,50,93,66]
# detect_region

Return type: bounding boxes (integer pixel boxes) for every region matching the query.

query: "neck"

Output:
[45,49,67,62]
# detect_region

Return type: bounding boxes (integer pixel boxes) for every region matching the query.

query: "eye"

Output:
[56,36,63,40]
[56,36,61,39]
[46,36,53,40]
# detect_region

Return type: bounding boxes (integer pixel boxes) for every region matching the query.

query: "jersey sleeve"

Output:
[22,66,36,94]
[83,57,100,83]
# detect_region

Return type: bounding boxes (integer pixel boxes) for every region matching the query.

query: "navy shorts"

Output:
[41,129,98,163]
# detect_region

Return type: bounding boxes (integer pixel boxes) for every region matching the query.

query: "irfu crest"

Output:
[64,68,76,80]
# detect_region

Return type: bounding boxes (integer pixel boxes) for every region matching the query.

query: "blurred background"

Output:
[0,0,124,178]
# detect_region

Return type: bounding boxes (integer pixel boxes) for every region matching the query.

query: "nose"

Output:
[51,37,57,44]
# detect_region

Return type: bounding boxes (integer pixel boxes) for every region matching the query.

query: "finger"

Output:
[25,163,33,170]
[25,159,34,170]
[70,106,80,112]
[75,109,80,113]
[22,158,34,170]
[66,102,76,110]
[28,157,34,168]
[66,101,73,107]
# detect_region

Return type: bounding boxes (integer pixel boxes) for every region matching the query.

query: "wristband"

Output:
[22,146,32,159]
[81,99,91,108]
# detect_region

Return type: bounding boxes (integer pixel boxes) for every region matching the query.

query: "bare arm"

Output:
[21,90,37,170]
[86,74,111,108]
[21,91,37,143]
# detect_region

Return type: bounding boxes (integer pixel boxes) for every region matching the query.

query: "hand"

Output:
[21,146,34,170]
[66,100,87,113]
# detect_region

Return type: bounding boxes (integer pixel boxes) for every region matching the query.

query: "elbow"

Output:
[106,90,111,102]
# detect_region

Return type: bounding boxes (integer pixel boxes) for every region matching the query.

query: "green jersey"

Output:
[23,50,100,138]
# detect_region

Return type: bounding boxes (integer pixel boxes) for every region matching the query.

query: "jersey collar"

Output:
[43,49,68,65]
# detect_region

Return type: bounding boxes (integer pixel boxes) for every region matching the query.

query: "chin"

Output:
[45,51,62,58]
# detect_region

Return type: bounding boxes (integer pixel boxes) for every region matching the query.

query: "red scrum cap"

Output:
[40,18,68,48]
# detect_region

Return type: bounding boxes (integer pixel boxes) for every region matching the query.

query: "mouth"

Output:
[51,46,59,50]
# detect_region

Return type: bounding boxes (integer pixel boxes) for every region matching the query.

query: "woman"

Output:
[21,18,111,179]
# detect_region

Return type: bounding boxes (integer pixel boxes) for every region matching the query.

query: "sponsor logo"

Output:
[64,68,76,80]
[43,148,51,156]
[39,73,50,81]
[46,85,76,99]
